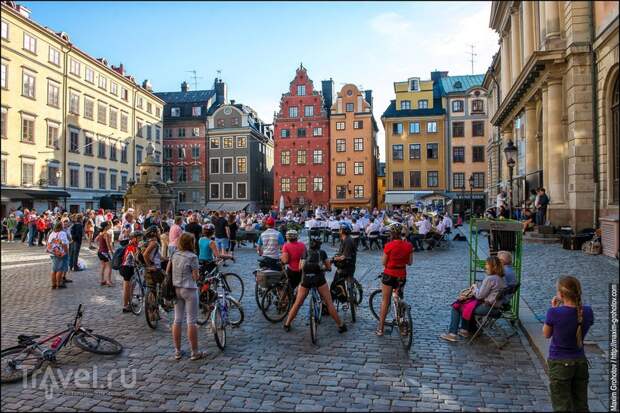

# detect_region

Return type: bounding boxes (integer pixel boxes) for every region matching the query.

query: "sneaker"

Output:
[58,284,68,289]
[338,324,348,334]
[458,329,470,337]
[122,307,132,313]
[190,351,205,361]
[64,278,73,283]
[283,323,291,332]
[439,333,459,342]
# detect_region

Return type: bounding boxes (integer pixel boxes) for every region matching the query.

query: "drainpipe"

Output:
[61,43,73,211]
[589,2,600,228]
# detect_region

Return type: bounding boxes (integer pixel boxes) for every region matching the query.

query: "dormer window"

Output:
[171,107,180,117]
[409,78,420,92]
[297,85,306,96]
[453,81,462,89]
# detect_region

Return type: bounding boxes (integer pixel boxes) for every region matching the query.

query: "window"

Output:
[177,147,186,159]
[121,174,128,190]
[453,146,465,162]
[223,158,233,174]
[177,166,187,182]
[164,128,172,138]
[297,85,305,96]
[452,100,464,112]
[85,67,94,83]
[427,143,439,159]
[313,177,323,192]
[472,99,484,113]
[210,137,220,148]
[163,147,172,160]
[121,145,128,163]
[236,157,247,174]
[336,162,346,176]
[188,127,198,137]
[336,122,345,130]
[135,121,143,137]
[191,166,200,182]
[0,107,7,139]
[409,144,421,160]
[289,106,298,118]
[297,128,306,137]
[69,168,79,187]
[146,102,152,114]
[98,140,106,159]
[354,138,363,151]
[48,47,60,66]
[280,177,291,192]
[472,146,485,162]
[472,121,485,137]
[109,108,118,128]
[162,166,172,181]
[418,100,428,109]
[156,107,161,118]
[121,87,128,101]
[409,78,420,91]
[1,63,6,89]
[156,128,160,141]
[472,172,485,188]
[409,171,421,188]
[137,97,143,109]
[427,171,439,187]
[192,106,201,117]
[23,33,36,53]
[304,106,314,117]
[452,122,464,138]
[297,177,307,192]
[237,183,247,199]
[354,162,364,175]
[346,102,354,112]
[178,191,186,203]
[612,76,619,204]
[178,127,186,137]
[109,143,117,161]
[120,112,128,132]
[136,147,143,164]
[392,123,403,135]
[1,20,7,40]
[21,116,35,143]
[353,120,363,129]
[48,164,59,186]
[191,146,200,159]
[84,170,93,188]
[297,150,306,165]
[336,185,346,199]
[84,134,93,155]
[409,122,420,134]
[210,158,220,174]
[47,81,60,107]
[98,171,106,189]
[313,127,322,136]
[110,173,117,191]
[171,107,180,117]
[427,121,437,133]
[453,172,465,189]
[313,150,323,164]
[210,183,220,199]
[280,129,290,138]
[336,139,346,152]
[145,125,152,140]
[237,136,247,148]
[46,122,59,149]
[400,100,411,110]
[97,102,107,124]
[223,137,234,148]
[70,59,81,76]
[0,157,5,185]
[354,186,364,199]
[392,144,403,160]
[22,71,35,98]
[110,82,118,96]
[392,171,404,188]
[281,150,290,165]
[81,97,93,119]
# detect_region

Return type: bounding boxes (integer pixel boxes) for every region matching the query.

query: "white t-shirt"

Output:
[47,230,69,249]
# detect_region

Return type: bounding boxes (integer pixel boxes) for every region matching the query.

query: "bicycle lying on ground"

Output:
[368,275,413,351]
[0,304,123,383]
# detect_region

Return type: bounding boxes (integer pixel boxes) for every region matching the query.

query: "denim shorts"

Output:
[51,255,64,272]
[215,237,229,251]
[61,254,70,272]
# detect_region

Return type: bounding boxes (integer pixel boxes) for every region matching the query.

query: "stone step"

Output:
[523,233,561,244]
[524,232,562,239]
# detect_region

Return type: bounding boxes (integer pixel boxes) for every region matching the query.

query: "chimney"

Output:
[112,63,125,76]
[214,78,227,105]
[142,79,152,92]
[230,99,236,105]
[430,70,449,81]
[364,90,373,108]
[321,78,334,115]
[181,81,189,93]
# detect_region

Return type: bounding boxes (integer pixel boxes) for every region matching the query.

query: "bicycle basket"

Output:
[255,270,284,289]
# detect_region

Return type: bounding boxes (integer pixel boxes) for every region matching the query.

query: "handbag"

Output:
[456,285,475,302]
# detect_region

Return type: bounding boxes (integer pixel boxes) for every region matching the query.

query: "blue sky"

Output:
[23,1,498,160]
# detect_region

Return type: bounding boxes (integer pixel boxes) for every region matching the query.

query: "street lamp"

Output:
[503,139,518,219]
[468,174,474,220]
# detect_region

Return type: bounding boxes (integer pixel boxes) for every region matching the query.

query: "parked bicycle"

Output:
[333,270,363,323]
[144,271,174,330]
[368,274,413,351]
[260,272,294,323]
[200,257,244,303]
[129,264,146,315]
[0,304,123,383]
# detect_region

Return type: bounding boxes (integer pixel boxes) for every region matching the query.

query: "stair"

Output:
[523,231,561,244]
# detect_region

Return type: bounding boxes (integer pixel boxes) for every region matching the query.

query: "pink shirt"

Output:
[169,224,183,247]
[282,241,306,272]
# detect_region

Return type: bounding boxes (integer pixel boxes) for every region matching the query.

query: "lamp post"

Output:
[468,174,474,220]
[503,139,518,219]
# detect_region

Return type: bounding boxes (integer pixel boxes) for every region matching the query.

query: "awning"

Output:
[445,192,487,200]
[205,202,223,211]
[22,189,71,199]
[1,188,34,201]
[385,191,433,204]
[218,202,250,212]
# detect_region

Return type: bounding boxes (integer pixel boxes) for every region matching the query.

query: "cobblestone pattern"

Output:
[1,238,553,411]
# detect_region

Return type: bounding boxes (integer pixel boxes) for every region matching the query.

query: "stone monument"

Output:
[124,143,176,214]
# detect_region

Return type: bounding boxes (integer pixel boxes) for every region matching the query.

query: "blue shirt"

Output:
[198,237,214,261]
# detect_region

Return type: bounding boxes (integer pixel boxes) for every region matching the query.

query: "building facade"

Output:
[0,1,163,214]
[273,65,332,210]
[206,102,274,212]
[329,84,378,209]
[377,162,386,210]
[155,78,226,210]
[382,72,447,208]
[440,75,489,214]
[487,0,619,229]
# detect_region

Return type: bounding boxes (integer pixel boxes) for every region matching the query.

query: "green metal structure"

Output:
[468,218,523,320]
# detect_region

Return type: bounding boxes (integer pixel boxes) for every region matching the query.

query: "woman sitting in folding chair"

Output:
[440,256,506,342]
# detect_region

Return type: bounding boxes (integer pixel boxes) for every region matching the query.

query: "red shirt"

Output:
[282,241,306,272]
[383,239,413,278]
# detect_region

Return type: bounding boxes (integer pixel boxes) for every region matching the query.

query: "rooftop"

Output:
[154,90,215,104]
[439,74,485,94]
[381,100,445,119]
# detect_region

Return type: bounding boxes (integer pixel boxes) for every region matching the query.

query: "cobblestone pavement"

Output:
[1,237,556,412]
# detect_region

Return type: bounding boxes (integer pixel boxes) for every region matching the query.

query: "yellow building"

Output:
[1,2,164,214]
[376,162,386,210]
[381,72,447,208]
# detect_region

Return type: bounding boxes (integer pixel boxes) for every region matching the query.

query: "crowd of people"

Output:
[491,187,550,232]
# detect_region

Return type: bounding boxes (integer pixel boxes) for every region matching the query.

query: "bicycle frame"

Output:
[309,287,322,320]
[19,305,84,359]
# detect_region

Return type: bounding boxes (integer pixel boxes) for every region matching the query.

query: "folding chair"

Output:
[468,283,521,349]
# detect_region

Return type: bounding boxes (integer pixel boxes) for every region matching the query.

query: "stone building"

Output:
[486,1,618,229]
[329,84,378,209]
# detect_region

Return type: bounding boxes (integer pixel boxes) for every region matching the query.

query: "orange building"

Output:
[329,84,378,209]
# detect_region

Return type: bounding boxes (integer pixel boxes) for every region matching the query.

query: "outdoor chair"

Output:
[368,231,381,251]
[468,283,521,349]
[331,229,340,246]
[351,231,361,249]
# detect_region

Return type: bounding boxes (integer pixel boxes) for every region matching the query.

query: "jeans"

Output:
[173,287,199,325]
[410,234,426,250]
[536,208,547,226]
[27,224,36,246]
[547,358,589,412]
[69,240,82,270]
[448,303,493,334]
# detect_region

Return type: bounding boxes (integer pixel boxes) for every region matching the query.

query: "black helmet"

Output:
[130,231,143,239]
[144,225,159,238]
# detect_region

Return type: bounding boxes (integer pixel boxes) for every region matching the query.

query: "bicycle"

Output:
[260,273,294,323]
[200,257,244,303]
[0,304,123,383]
[368,275,413,351]
[144,270,174,330]
[308,286,323,345]
[332,271,363,323]
[129,264,146,315]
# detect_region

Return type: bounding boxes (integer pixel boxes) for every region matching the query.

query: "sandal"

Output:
[174,350,182,360]
[283,323,291,332]
[190,351,204,361]
[375,328,384,336]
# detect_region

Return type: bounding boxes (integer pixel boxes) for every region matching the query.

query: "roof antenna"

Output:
[467,44,477,75]
[186,70,203,90]
[216,69,222,79]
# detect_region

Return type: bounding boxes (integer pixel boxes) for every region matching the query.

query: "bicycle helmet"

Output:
[129,231,143,239]
[339,222,352,234]
[285,229,298,240]
[386,222,404,238]
[309,237,322,250]
[144,225,159,239]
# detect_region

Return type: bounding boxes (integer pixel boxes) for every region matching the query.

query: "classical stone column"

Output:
[525,104,538,177]
[541,85,549,190]
[522,1,535,60]
[510,8,522,82]
[545,1,560,39]
[500,35,512,101]
[546,78,565,204]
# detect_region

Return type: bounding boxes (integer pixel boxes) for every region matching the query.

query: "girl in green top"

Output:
[3,214,17,242]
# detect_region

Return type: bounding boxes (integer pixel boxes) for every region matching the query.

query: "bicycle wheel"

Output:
[211,306,226,350]
[260,285,292,323]
[144,289,159,329]
[354,279,363,305]
[226,296,244,327]
[130,277,145,315]
[398,303,413,351]
[0,346,44,383]
[368,289,394,327]
[255,283,266,310]
[197,300,212,326]
[222,273,244,302]
[309,298,318,345]
[73,331,123,355]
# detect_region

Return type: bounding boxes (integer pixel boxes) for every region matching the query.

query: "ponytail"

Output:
[558,275,584,349]
[575,281,584,349]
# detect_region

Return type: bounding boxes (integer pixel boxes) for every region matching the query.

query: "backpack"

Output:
[46,233,66,257]
[302,249,323,275]
[111,245,128,270]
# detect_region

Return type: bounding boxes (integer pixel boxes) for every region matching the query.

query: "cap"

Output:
[266,217,275,227]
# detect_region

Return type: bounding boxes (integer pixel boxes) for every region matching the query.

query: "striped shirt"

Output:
[257,228,285,259]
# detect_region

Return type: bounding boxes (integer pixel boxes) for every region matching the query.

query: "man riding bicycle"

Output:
[376,223,413,336]
[331,223,357,302]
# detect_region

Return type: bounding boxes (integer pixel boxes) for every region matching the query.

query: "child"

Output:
[543,276,594,412]
[120,232,141,313]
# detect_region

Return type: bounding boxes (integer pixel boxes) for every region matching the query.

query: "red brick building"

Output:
[273,65,333,210]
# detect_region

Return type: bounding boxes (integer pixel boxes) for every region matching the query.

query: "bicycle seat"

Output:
[17,334,40,343]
